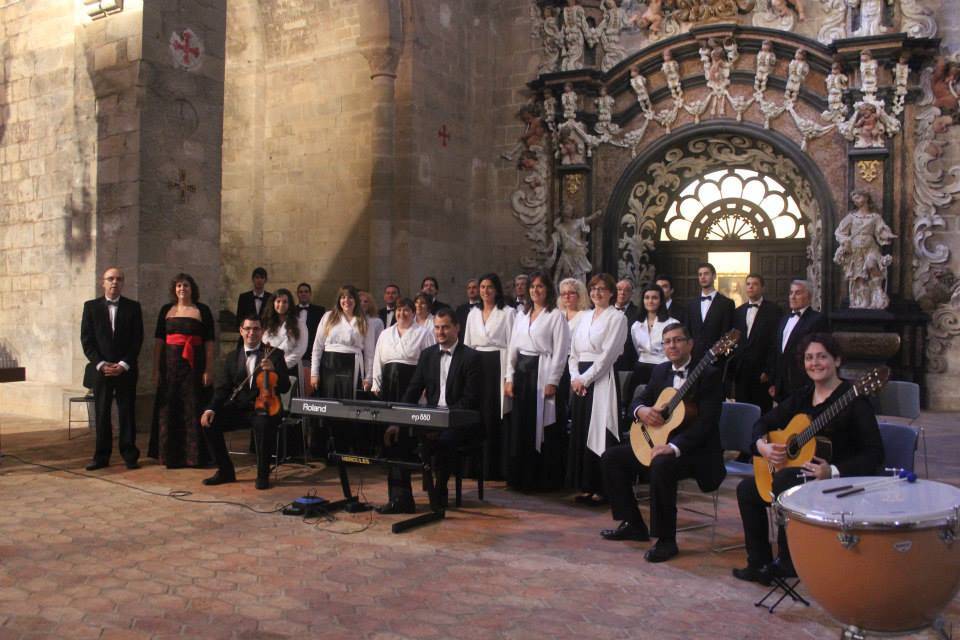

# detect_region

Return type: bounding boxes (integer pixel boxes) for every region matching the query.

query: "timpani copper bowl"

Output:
[777,477,960,638]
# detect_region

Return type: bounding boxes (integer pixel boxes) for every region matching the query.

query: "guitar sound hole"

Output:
[786,440,799,458]
[661,408,671,421]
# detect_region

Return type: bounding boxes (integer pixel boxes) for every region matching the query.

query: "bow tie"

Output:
[299,304,309,309]
[440,350,453,357]
[245,349,259,357]
[254,294,264,300]
[106,299,118,306]
[790,311,802,318]
[673,369,687,379]
[700,295,713,302]
[746,303,759,309]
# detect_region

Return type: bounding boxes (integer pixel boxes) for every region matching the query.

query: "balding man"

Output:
[80,267,144,471]
[766,280,828,402]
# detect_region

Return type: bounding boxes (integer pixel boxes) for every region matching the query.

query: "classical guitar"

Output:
[629,329,741,466]
[753,366,889,503]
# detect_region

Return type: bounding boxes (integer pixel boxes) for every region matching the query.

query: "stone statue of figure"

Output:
[501,104,546,161]
[598,0,626,72]
[558,129,586,165]
[932,55,960,112]
[629,0,665,36]
[630,66,652,111]
[595,86,615,127]
[561,0,596,71]
[543,93,557,129]
[754,40,777,95]
[561,82,579,121]
[859,49,878,98]
[784,48,809,103]
[892,52,909,114]
[552,201,603,283]
[824,61,849,116]
[851,102,885,147]
[847,0,889,38]
[535,6,563,75]
[833,190,897,309]
[662,48,683,101]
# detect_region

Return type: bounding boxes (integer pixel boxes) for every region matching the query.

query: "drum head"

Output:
[778,477,960,528]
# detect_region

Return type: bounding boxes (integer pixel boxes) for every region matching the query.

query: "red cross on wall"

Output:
[173,30,200,66]
[438,125,450,147]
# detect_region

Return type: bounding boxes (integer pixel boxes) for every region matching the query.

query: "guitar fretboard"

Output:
[664,351,717,414]
[795,386,860,449]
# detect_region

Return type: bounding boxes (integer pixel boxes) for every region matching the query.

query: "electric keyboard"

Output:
[288,397,479,429]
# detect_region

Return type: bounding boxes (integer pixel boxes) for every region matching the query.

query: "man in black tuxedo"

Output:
[80,267,144,471]
[200,315,290,490]
[730,274,783,413]
[656,274,687,325]
[455,278,481,341]
[380,308,483,513]
[613,278,641,374]
[235,267,271,330]
[766,280,828,403]
[295,282,326,362]
[508,274,529,309]
[600,323,725,562]
[421,276,450,314]
[379,284,401,328]
[686,262,734,363]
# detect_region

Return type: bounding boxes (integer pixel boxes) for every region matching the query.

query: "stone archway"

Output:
[602,122,837,309]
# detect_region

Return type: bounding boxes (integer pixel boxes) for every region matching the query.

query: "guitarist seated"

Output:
[733,333,883,585]
[600,323,725,563]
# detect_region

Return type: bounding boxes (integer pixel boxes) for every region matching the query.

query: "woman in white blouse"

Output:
[505,270,570,489]
[567,273,628,505]
[371,297,435,400]
[464,273,515,480]
[628,284,671,392]
[262,288,309,373]
[557,277,590,466]
[413,293,434,329]
[309,285,377,452]
[359,290,385,350]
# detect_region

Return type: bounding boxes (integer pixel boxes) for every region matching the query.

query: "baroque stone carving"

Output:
[900,0,937,38]
[551,203,604,283]
[823,61,850,120]
[531,5,562,74]
[818,0,848,44]
[754,40,777,96]
[752,0,804,30]
[560,0,596,71]
[847,0,890,38]
[617,135,823,305]
[598,0,627,72]
[561,82,579,121]
[671,0,755,23]
[833,190,896,309]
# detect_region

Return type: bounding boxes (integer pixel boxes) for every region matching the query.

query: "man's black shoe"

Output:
[643,539,679,563]
[601,521,650,541]
[202,471,236,486]
[85,461,108,471]
[124,461,141,470]
[376,500,416,515]
[255,476,270,490]
[732,565,772,586]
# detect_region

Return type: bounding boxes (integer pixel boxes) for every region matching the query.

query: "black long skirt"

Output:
[476,350,506,480]
[317,351,369,454]
[380,361,418,461]
[508,354,565,490]
[566,361,619,495]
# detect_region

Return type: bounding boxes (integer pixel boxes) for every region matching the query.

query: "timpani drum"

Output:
[777,477,960,636]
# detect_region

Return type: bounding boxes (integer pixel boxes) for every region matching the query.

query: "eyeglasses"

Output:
[662,337,689,345]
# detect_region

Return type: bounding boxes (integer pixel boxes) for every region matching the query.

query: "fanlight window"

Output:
[659,169,806,241]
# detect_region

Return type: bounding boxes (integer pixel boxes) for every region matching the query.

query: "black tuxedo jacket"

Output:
[297,304,326,356]
[686,292,735,362]
[378,306,397,328]
[235,290,272,329]
[614,302,641,371]
[768,308,828,398]
[455,302,481,341]
[402,343,482,411]
[731,299,783,380]
[209,344,290,414]
[429,299,451,315]
[81,296,144,386]
[631,360,726,492]
[665,299,687,325]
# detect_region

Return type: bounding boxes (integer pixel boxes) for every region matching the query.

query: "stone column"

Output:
[358,0,403,295]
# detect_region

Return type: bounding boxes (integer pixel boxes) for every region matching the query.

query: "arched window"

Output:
[659,169,806,241]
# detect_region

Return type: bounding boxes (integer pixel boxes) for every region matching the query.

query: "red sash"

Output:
[166,334,203,369]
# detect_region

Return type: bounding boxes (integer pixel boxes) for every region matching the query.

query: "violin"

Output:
[254,356,282,417]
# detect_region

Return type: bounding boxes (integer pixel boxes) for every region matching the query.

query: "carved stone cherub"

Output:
[931,56,960,112]
[859,49,878,98]
[824,60,849,116]
[851,102,885,147]
[784,48,809,103]
[561,82,579,120]
[630,66,653,112]
[754,39,777,95]
[833,189,896,309]
[662,47,683,101]
[595,86,615,127]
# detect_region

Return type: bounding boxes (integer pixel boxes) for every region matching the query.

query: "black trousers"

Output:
[391,425,480,508]
[602,442,711,540]
[736,468,805,568]
[203,406,280,479]
[92,369,139,465]
[733,367,773,414]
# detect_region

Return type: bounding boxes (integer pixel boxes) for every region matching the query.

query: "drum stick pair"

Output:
[822,469,918,498]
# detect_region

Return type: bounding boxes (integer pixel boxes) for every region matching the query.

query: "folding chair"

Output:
[713,401,761,552]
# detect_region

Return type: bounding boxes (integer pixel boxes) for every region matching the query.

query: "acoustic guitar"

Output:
[753,366,889,503]
[629,330,741,466]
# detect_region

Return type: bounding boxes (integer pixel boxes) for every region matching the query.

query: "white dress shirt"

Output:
[263,315,309,369]
[630,317,671,364]
[310,312,377,383]
[438,342,458,408]
[371,323,436,394]
[745,298,763,338]
[781,306,808,352]
[699,289,716,321]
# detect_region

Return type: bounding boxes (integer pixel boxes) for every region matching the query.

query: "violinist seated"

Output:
[200,315,290,490]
